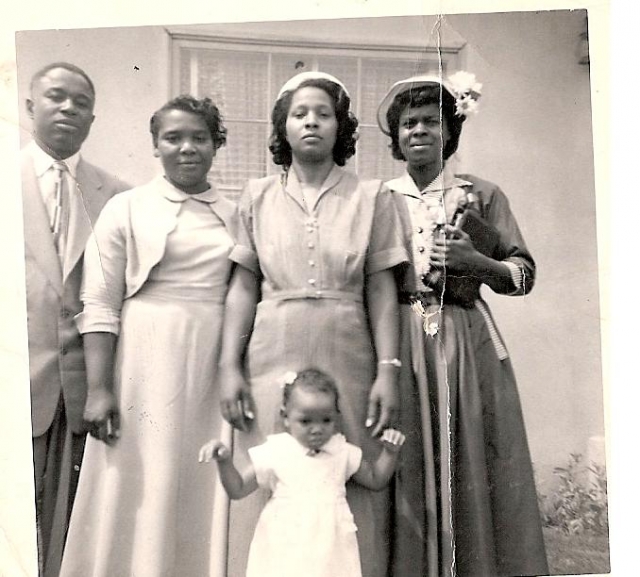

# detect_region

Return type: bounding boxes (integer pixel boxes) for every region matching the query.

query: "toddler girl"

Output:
[199,368,405,577]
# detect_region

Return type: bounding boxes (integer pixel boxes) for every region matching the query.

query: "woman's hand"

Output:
[83,388,120,446]
[430,225,482,274]
[379,428,406,454]
[199,439,232,463]
[366,371,399,438]
[220,367,255,432]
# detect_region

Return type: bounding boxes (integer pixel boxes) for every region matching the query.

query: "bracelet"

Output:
[378,358,402,368]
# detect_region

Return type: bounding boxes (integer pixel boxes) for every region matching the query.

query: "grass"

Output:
[543,527,611,575]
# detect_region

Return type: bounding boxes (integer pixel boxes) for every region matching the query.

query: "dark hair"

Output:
[149,95,227,149]
[269,79,358,169]
[282,368,340,414]
[385,84,465,161]
[30,62,95,98]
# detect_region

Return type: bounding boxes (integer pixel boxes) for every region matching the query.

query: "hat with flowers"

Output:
[377,71,482,135]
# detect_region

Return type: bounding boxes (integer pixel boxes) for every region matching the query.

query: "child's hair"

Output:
[281,368,341,414]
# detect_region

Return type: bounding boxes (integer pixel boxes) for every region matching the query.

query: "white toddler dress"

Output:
[246,432,363,577]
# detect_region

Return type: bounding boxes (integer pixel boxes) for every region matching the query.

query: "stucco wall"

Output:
[15,9,603,486]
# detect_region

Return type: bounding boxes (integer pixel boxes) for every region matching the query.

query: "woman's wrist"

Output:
[374,367,400,390]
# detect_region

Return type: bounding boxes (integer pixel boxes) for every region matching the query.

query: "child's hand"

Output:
[380,429,406,453]
[198,440,231,463]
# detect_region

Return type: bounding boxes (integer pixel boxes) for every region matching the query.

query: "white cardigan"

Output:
[75,175,238,335]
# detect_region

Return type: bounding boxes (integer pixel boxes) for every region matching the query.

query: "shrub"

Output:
[538,453,609,535]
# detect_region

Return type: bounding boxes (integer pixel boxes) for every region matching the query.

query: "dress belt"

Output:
[399,291,440,306]
[263,289,362,302]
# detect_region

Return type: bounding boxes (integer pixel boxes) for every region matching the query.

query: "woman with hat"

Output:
[377,74,548,577]
[219,71,409,577]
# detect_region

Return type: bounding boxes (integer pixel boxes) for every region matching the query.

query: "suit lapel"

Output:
[21,150,63,296]
[64,161,110,283]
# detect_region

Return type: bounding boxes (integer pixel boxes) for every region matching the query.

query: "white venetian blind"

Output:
[173,36,460,200]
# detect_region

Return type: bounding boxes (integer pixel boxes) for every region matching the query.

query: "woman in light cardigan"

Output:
[60,95,237,577]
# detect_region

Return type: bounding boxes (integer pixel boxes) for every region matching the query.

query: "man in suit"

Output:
[21,62,128,577]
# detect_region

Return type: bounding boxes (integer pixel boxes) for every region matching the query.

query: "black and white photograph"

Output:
[1,1,629,576]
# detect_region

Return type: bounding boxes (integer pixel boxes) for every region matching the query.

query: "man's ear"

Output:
[26,98,34,118]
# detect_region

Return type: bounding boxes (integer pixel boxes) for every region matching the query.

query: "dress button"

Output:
[308,279,316,285]
[416,226,424,234]
[417,246,425,253]
[309,260,316,267]
[61,347,68,355]
[61,309,70,318]
[307,242,315,249]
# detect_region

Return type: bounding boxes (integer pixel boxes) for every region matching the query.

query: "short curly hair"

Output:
[385,84,465,161]
[269,79,358,169]
[149,95,227,150]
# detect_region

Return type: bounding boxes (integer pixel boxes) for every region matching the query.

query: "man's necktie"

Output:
[50,160,69,263]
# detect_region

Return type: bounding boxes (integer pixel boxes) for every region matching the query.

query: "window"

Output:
[171,32,462,199]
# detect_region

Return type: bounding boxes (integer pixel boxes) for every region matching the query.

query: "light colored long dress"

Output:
[226,166,409,577]
[59,177,235,577]
[388,167,548,577]
[247,433,362,577]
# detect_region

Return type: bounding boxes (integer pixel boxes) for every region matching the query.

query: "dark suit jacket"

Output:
[21,145,129,437]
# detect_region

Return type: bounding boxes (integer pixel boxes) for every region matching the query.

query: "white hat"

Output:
[376,72,482,135]
[276,71,350,100]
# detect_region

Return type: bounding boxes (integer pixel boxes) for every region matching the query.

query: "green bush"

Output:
[538,453,609,536]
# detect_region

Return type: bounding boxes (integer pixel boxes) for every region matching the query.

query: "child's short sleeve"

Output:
[344,442,363,480]
[248,441,276,490]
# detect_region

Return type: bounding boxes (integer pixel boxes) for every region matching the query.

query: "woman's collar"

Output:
[158,174,219,203]
[284,164,344,210]
[389,163,472,199]
[286,163,343,194]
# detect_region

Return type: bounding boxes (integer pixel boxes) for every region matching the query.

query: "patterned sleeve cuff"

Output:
[504,260,524,295]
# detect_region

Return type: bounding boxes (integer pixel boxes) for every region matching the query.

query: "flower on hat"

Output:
[455,94,480,117]
[447,71,482,117]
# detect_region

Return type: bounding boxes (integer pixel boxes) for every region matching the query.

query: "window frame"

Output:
[169,30,464,195]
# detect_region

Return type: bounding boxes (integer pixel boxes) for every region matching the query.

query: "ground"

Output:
[543,527,611,575]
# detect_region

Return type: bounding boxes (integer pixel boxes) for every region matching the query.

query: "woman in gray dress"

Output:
[219,71,409,577]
